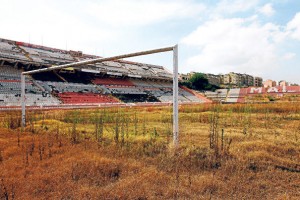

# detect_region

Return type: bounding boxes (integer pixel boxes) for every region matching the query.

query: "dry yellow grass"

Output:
[0,103,299,199]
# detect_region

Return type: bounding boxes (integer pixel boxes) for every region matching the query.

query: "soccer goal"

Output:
[21,45,179,146]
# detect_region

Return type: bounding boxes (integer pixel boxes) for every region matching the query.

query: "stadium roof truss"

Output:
[21,45,179,146]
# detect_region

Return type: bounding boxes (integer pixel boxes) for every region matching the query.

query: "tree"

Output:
[189,73,209,90]
[180,73,220,91]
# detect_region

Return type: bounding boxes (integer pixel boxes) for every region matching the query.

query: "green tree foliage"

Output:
[189,73,209,90]
[181,73,219,91]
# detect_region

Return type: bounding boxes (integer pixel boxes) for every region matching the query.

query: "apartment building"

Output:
[263,79,277,88]
[254,77,263,87]
[221,72,255,87]
[279,80,289,87]
[242,74,254,86]
[204,73,221,86]
[180,71,263,88]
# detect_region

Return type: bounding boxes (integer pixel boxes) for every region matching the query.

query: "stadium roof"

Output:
[0,38,172,80]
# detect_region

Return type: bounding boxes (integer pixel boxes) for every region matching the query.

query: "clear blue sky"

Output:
[0,0,299,84]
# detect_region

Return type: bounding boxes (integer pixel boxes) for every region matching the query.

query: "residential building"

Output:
[242,74,254,86]
[204,73,221,86]
[223,74,231,85]
[279,80,289,87]
[179,72,221,86]
[179,73,189,81]
[229,72,242,86]
[220,72,254,87]
[181,71,264,88]
[263,79,277,88]
[254,77,263,87]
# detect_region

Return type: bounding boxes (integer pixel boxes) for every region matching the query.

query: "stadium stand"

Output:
[204,89,228,102]
[202,86,300,103]
[236,86,300,103]
[0,40,28,62]
[180,86,212,103]
[92,77,206,103]
[0,93,60,106]
[226,88,240,103]
[0,38,210,107]
[106,86,146,95]
[32,71,65,82]
[113,94,158,103]
[92,77,134,86]
[0,66,61,106]
[36,81,101,93]
[57,92,119,104]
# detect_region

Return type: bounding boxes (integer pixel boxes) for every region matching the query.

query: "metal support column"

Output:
[21,74,26,127]
[173,44,179,147]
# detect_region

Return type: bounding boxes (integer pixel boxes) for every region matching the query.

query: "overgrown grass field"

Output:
[0,103,299,199]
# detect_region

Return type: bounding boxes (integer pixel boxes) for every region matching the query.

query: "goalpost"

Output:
[21,45,179,146]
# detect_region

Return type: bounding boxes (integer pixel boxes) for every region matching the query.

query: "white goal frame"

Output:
[21,45,179,146]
